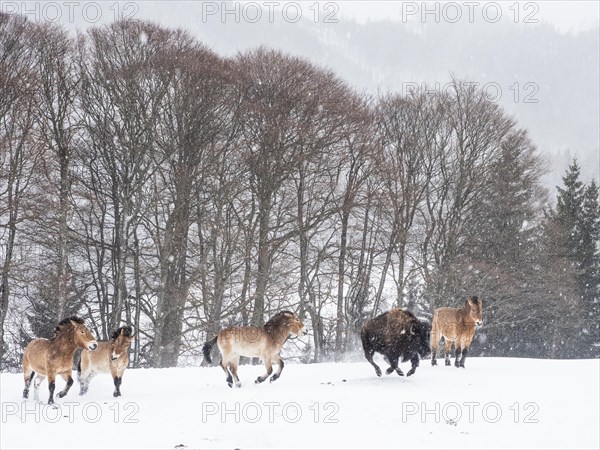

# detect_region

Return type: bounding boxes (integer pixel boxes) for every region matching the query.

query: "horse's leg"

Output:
[444,338,453,366]
[229,358,242,388]
[79,370,95,395]
[255,356,273,384]
[22,369,34,400]
[459,334,473,368]
[454,345,462,367]
[220,358,233,388]
[406,354,420,377]
[111,367,122,397]
[270,356,284,383]
[47,372,56,405]
[57,371,74,398]
[431,320,439,366]
[33,375,45,401]
[459,347,468,368]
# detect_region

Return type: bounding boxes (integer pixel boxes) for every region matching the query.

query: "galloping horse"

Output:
[431,296,483,368]
[203,311,306,388]
[22,317,98,404]
[78,325,134,397]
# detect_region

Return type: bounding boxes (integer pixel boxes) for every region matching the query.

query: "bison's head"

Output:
[409,319,431,358]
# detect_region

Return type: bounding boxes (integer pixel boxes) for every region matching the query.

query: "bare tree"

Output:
[77,21,172,335]
[0,13,41,364]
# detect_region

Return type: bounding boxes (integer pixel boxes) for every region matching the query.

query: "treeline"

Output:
[1,14,598,369]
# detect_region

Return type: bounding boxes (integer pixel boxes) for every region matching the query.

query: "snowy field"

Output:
[1,357,598,450]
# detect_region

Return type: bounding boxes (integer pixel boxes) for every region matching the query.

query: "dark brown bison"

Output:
[361,308,431,377]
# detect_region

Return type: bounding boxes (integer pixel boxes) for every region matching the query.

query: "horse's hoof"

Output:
[397,371,405,377]
[375,370,382,377]
[255,378,263,384]
[57,392,66,398]
[445,360,451,366]
[386,367,394,375]
[227,382,233,388]
[269,376,279,383]
[48,400,54,405]
[406,369,415,377]
[431,360,437,366]
[235,382,242,388]
[113,391,121,397]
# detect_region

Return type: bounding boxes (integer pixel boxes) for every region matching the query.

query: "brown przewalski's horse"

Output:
[22,317,98,404]
[203,311,306,388]
[431,296,483,368]
[78,326,134,397]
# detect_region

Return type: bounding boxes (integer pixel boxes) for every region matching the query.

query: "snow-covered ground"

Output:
[1,357,598,449]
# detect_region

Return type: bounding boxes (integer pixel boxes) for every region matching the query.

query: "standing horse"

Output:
[203,311,306,388]
[78,326,134,397]
[431,296,483,368]
[22,317,98,404]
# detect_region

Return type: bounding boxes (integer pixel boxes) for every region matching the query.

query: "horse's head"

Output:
[110,326,134,360]
[466,296,483,328]
[282,311,307,338]
[68,318,98,351]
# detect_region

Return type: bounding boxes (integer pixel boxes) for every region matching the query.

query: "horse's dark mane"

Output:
[58,316,84,327]
[111,325,133,340]
[52,316,85,339]
[263,311,295,335]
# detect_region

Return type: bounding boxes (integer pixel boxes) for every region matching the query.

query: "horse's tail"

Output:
[202,336,218,364]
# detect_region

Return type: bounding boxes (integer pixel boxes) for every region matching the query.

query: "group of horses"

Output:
[22,318,133,404]
[21,297,483,404]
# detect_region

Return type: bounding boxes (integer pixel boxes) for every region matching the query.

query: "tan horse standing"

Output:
[203,311,306,388]
[22,317,98,404]
[431,296,483,368]
[78,326,134,397]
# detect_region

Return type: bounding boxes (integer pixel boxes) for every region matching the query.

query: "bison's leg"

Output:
[386,355,403,376]
[444,339,453,366]
[406,354,420,377]
[363,346,382,377]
